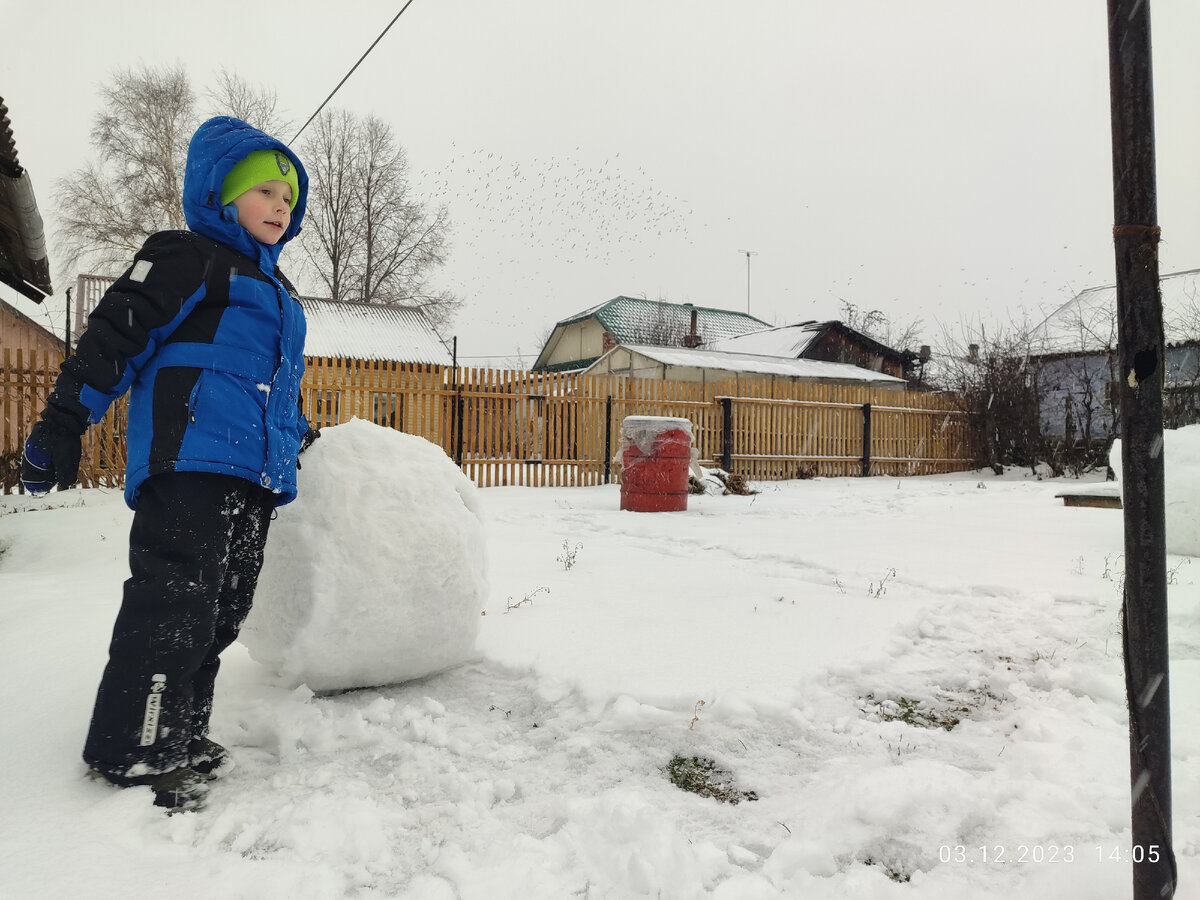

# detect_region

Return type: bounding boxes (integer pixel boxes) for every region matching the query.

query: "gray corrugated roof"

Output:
[300,298,452,365]
[590,343,906,384]
[712,320,909,365]
[708,321,824,357]
[1031,268,1200,354]
[560,296,768,345]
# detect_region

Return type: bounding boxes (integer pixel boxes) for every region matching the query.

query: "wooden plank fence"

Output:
[1,348,126,492]
[2,353,973,494]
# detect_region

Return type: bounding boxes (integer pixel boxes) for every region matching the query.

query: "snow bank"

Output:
[241,418,487,691]
[1110,423,1200,556]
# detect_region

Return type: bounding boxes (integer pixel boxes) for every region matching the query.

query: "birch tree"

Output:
[207,69,291,140]
[299,109,360,304]
[301,109,459,332]
[54,65,287,276]
[54,64,194,274]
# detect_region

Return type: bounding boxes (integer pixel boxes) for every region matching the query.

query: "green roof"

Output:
[537,356,599,373]
[558,296,768,345]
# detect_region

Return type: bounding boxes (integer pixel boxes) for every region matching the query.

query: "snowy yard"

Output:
[1,466,1197,899]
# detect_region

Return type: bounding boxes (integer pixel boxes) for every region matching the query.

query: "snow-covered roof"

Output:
[708,321,824,357]
[710,320,910,366]
[559,296,768,345]
[300,298,452,365]
[1030,267,1200,355]
[591,343,908,385]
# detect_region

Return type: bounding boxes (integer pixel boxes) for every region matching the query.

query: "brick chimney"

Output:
[602,330,617,353]
[681,307,702,348]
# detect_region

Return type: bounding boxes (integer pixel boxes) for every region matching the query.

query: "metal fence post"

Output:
[454,390,465,467]
[861,403,872,477]
[720,397,733,471]
[604,395,613,484]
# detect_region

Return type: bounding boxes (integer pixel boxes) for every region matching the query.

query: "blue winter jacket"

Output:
[45,117,312,508]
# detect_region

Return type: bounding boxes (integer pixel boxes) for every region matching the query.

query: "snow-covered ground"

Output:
[1,465,1197,899]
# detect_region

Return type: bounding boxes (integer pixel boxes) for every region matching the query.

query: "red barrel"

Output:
[620,416,693,512]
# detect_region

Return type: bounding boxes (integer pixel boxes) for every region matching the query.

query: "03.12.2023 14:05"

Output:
[938,845,1162,864]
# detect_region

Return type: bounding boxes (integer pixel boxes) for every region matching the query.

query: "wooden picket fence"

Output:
[2,350,973,494]
[296,358,973,485]
[1,348,126,492]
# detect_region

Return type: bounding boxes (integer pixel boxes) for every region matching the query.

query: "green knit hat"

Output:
[220,148,300,210]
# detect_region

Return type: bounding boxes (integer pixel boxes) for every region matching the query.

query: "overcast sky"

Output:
[5,1,1200,364]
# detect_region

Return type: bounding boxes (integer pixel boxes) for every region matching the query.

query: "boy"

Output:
[21,116,317,811]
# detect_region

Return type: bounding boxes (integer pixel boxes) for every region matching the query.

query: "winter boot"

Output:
[188,737,234,780]
[90,766,210,812]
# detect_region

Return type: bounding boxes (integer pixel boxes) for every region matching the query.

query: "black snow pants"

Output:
[83,472,275,780]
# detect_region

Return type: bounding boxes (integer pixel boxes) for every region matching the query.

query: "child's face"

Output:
[231,180,293,244]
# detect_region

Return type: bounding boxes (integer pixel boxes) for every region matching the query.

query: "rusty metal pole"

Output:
[1106,2,1176,896]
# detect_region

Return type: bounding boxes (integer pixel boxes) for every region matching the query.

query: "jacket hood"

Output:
[183,116,309,269]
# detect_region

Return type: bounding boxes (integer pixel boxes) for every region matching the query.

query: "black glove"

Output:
[296,427,320,469]
[21,420,83,495]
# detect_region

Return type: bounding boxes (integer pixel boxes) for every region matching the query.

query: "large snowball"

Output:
[240,418,487,691]
[1110,424,1200,557]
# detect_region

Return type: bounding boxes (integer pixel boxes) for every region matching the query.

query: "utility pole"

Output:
[1106,1,1175,897]
[737,249,757,313]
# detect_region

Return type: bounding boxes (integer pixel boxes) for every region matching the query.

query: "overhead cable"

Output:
[290,0,417,145]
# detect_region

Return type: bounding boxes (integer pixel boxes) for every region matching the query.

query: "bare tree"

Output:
[56,72,460,333]
[54,65,291,277]
[298,109,360,303]
[300,109,459,333]
[1037,299,1120,470]
[935,317,1050,474]
[207,69,291,138]
[54,64,195,274]
[838,300,924,353]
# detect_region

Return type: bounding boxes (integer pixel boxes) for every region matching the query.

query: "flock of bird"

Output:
[403,144,1109,361]
[411,143,709,358]
[426,146,696,273]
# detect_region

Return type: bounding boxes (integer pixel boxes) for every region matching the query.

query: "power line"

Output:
[290,0,418,145]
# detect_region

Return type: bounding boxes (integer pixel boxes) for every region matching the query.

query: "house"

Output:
[0,98,52,305]
[300,297,452,365]
[532,296,769,373]
[584,343,908,391]
[1028,268,1200,441]
[708,320,914,379]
